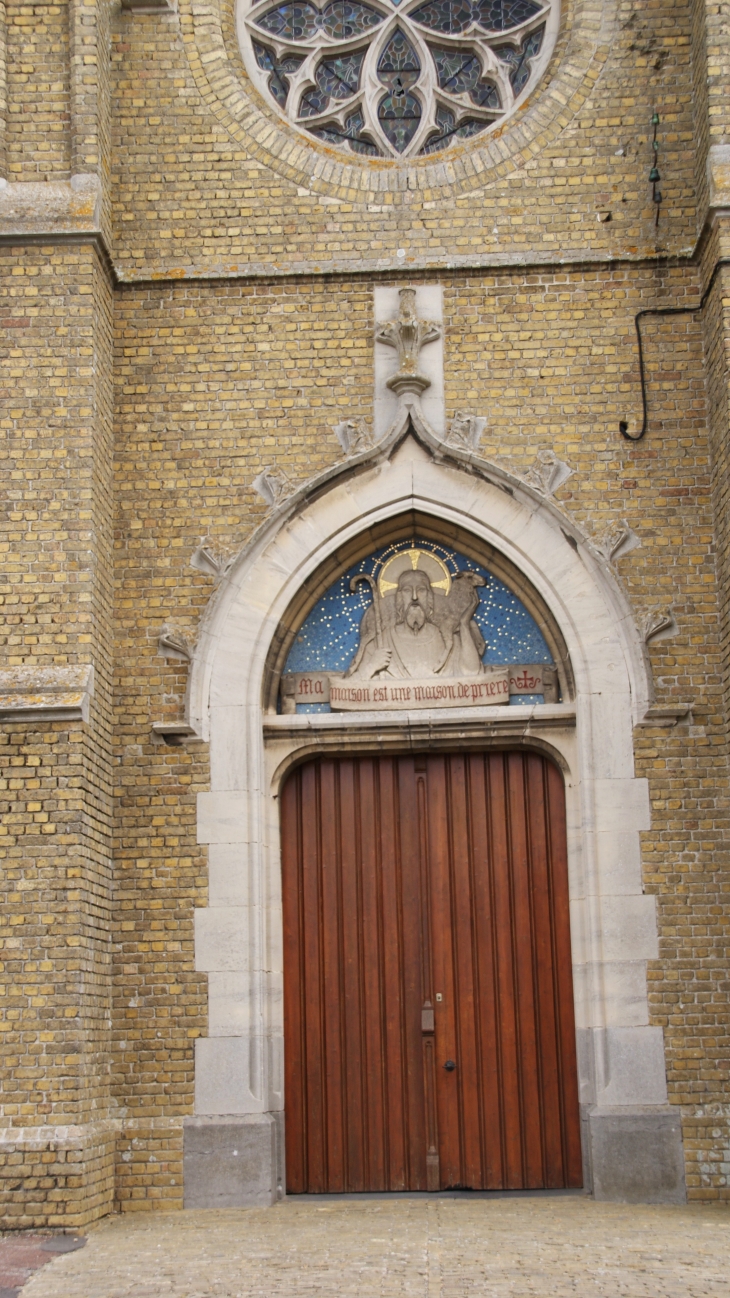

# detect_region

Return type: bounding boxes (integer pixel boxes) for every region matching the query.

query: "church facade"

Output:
[1,0,730,1226]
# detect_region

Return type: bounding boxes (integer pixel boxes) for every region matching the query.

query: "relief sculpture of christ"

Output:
[344,548,488,681]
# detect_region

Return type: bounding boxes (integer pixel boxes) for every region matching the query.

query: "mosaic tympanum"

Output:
[280,538,557,712]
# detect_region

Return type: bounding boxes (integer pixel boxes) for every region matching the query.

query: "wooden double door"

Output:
[281,750,582,1193]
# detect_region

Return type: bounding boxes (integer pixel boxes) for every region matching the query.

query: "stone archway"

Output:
[182,419,685,1208]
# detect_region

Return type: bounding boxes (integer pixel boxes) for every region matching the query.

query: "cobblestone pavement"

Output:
[0,1235,85,1298]
[0,1236,52,1298]
[20,1195,730,1298]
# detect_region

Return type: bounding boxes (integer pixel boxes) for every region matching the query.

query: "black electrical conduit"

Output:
[620,256,730,441]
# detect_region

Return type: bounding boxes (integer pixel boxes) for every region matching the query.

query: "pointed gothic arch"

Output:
[183,415,686,1209]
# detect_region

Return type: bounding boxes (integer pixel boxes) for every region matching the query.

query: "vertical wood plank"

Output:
[415,758,439,1190]
[391,757,427,1190]
[377,757,411,1190]
[426,753,462,1189]
[319,759,346,1191]
[525,751,562,1186]
[488,753,523,1187]
[468,753,503,1188]
[445,753,483,1189]
[357,757,388,1190]
[338,758,366,1190]
[507,751,544,1187]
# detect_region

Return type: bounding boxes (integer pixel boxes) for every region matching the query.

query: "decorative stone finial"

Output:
[522,449,574,497]
[158,625,193,661]
[375,287,441,400]
[642,608,678,645]
[252,466,292,508]
[597,518,641,563]
[333,417,378,456]
[445,412,487,452]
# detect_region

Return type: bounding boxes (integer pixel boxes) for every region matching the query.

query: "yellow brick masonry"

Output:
[113,268,728,1204]
[0,243,115,1227]
[5,2,71,181]
[111,0,697,276]
[1,0,730,1228]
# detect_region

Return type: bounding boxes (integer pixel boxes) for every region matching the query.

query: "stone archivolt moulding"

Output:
[0,665,95,724]
[191,406,659,736]
[179,0,610,204]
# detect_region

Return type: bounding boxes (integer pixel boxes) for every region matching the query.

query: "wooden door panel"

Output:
[376,755,424,1190]
[423,757,458,1190]
[525,754,567,1186]
[282,750,582,1194]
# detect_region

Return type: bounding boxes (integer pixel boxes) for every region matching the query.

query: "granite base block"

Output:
[583,1106,686,1204]
[183,1114,282,1209]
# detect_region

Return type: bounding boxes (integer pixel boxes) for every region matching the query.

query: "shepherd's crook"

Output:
[350,573,383,647]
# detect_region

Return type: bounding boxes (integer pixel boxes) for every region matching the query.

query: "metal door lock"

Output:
[443,1060,456,1071]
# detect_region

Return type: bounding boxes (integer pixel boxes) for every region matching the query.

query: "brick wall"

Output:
[110,0,697,277]
[5,2,71,181]
[112,265,729,1202]
[0,244,115,1224]
[1,0,730,1222]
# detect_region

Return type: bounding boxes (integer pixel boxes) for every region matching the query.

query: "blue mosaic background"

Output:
[283,538,553,711]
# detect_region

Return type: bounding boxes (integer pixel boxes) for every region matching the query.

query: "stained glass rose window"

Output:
[237,0,560,158]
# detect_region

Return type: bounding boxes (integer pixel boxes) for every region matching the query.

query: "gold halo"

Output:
[378,547,452,599]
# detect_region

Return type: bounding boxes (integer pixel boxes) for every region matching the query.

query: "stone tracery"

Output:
[238,0,560,158]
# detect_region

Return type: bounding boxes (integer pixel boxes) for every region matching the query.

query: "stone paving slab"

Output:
[20,1197,730,1298]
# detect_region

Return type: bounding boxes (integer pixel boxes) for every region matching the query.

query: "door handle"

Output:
[443,1059,456,1071]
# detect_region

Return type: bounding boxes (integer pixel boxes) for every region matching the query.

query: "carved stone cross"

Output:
[375,287,441,399]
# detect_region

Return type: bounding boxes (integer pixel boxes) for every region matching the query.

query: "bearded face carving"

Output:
[397,570,433,629]
[345,550,487,681]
